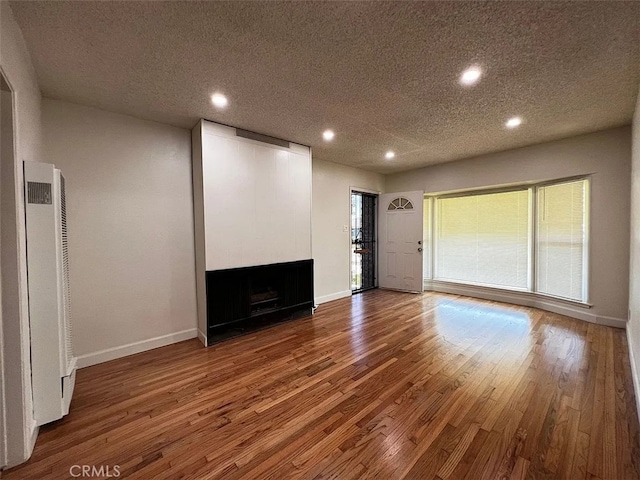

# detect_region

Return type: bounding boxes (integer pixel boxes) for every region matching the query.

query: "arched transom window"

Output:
[387,197,414,211]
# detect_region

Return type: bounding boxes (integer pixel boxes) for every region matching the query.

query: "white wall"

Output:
[41,99,198,367]
[0,1,42,467]
[629,88,640,424]
[198,121,312,271]
[312,159,385,303]
[387,126,632,325]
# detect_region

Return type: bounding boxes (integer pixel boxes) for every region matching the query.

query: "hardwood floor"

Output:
[4,290,640,479]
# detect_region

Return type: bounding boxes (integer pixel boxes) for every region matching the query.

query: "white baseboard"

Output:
[76,329,197,368]
[425,280,626,329]
[315,290,352,305]
[595,315,627,329]
[627,324,640,427]
[197,329,207,347]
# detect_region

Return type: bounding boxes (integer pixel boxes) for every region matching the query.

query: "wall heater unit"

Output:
[24,161,76,426]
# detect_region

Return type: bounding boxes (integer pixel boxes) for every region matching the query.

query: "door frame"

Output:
[349,186,380,295]
[1,66,36,468]
[0,68,9,471]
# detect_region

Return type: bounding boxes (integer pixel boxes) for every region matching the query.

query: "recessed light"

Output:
[459,66,482,86]
[385,151,395,160]
[211,93,228,109]
[323,130,335,141]
[505,116,523,129]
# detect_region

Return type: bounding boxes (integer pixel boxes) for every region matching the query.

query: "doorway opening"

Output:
[350,191,377,293]
[0,70,13,469]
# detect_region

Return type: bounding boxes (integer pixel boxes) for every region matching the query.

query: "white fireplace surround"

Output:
[191,120,313,343]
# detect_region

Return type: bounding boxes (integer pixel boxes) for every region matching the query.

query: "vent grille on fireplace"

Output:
[235,128,290,148]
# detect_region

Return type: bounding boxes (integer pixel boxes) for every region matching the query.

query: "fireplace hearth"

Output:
[205,259,314,344]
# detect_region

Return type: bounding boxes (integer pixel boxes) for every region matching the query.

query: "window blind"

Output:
[536,180,587,301]
[435,190,530,290]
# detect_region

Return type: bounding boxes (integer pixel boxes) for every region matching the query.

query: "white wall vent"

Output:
[27,181,52,205]
[23,161,76,426]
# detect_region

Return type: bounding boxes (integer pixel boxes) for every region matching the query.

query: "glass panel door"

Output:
[351,191,377,293]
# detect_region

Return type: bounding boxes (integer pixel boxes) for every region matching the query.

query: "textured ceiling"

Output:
[9,1,640,173]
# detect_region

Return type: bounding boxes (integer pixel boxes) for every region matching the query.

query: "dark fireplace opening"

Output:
[206,259,314,344]
[249,275,282,316]
[250,287,280,305]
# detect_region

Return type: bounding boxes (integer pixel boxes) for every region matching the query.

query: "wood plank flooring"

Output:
[4,290,640,479]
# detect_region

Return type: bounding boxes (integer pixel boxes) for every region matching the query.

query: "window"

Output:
[425,178,589,303]
[435,190,530,290]
[388,197,414,210]
[536,180,588,301]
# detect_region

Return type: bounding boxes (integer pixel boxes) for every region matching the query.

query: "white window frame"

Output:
[423,175,591,306]
[533,177,591,304]
[423,197,433,280]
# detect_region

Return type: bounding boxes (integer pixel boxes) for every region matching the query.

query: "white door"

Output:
[378,191,424,292]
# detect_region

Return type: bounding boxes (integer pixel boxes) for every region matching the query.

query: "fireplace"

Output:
[205,259,314,343]
[250,287,280,315]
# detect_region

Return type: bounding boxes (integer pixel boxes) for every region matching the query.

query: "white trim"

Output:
[422,197,433,281]
[350,186,382,195]
[627,324,640,427]
[594,315,627,329]
[528,187,535,292]
[0,66,37,469]
[26,423,37,458]
[583,178,591,303]
[76,329,197,368]
[197,329,207,347]
[425,280,626,329]
[0,274,5,470]
[422,174,593,199]
[4,422,38,469]
[315,290,352,305]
